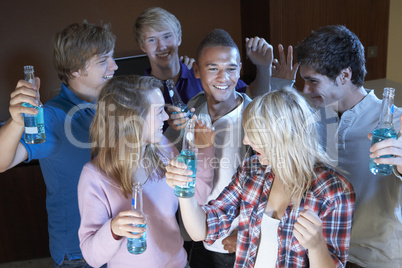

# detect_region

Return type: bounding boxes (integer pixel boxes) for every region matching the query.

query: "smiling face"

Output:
[140,27,182,70]
[73,50,118,101]
[194,46,241,105]
[299,65,348,109]
[142,88,169,144]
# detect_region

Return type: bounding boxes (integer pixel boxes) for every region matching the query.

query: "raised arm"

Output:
[0,78,40,172]
[165,159,208,241]
[272,44,299,81]
[244,37,273,98]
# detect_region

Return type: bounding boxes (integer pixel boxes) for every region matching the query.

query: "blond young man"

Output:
[0,22,117,267]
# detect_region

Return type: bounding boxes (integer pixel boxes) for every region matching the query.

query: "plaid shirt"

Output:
[202,156,355,268]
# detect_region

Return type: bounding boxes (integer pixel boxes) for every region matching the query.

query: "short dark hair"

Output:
[296,25,367,86]
[196,29,239,61]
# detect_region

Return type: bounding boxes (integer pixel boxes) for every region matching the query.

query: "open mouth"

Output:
[157,52,170,58]
[103,75,113,79]
[214,85,230,90]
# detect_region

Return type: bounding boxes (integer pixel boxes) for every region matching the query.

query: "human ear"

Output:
[71,70,80,78]
[140,45,147,54]
[193,62,200,79]
[339,67,352,85]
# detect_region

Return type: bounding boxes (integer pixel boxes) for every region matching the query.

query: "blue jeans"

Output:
[52,256,106,268]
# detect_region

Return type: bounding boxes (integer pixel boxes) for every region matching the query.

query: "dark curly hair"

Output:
[296,25,366,87]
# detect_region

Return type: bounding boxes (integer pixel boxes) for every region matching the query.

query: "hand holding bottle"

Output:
[110,210,147,240]
[167,105,195,131]
[369,114,402,175]
[9,77,41,126]
[369,87,398,175]
[165,159,194,189]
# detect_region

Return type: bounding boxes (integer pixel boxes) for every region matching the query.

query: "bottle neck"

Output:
[25,72,40,102]
[166,79,185,107]
[377,88,395,129]
[182,119,196,152]
[132,184,143,213]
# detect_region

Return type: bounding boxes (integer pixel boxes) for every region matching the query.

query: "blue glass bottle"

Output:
[175,119,197,198]
[22,65,46,144]
[127,183,147,254]
[166,79,193,119]
[369,87,398,175]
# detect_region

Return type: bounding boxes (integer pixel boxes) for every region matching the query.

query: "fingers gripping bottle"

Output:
[22,65,46,144]
[165,79,193,119]
[175,119,197,198]
[369,87,398,175]
[127,183,147,254]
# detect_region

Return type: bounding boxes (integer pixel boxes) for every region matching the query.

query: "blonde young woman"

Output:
[77,75,214,268]
[166,87,355,268]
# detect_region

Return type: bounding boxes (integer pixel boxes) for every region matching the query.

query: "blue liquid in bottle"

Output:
[22,65,46,144]
[369,128,398,176]
[127,223,147,254]
[175,150,197,198]
[22,103,46,144]
[127,183,147,254]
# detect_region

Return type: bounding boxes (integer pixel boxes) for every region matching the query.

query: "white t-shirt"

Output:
[254,212,280,268]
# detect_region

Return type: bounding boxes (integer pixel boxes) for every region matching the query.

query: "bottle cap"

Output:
[24,65,34,73]
[384,87,395,98]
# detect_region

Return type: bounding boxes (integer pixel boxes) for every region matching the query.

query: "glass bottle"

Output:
[22,65,46,144]
[165,79,193,119]
[127,183,147,254]
[369,87,398,175]
[175,119,197,198]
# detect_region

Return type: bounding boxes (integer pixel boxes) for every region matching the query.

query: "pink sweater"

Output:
[78,137,214,267]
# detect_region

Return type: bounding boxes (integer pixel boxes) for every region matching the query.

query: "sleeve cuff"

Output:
[392,166,402,180]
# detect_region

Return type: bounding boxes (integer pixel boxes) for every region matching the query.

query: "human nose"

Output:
[216,70,228,81]
[162,109,169,121]
[157,39,167,50]
[108,57,118,71]
[302,83,312,94]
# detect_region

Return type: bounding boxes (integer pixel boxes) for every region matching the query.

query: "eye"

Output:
[147,38,156,43]
[164,34,172,39]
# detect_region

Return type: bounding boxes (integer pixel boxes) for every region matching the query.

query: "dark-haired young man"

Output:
[297,25,402,268]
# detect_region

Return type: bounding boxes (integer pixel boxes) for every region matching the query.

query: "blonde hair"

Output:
[242,87,334,208]
[90,75,166,198]
[52,21,116,85]
[134,7,182,48]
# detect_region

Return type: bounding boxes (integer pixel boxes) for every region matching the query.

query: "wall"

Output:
[0,0,242,263]
[240,0,390,91]
[387,0,402,84]
[0,0,242,121]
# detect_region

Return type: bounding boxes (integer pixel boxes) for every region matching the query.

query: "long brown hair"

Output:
[90,75,167,198]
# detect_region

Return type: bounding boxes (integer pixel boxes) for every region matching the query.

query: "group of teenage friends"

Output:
[0,6,401,268]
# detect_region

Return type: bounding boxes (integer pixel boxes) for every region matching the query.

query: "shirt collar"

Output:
[59,83,96,106]
[144,61,190,80]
